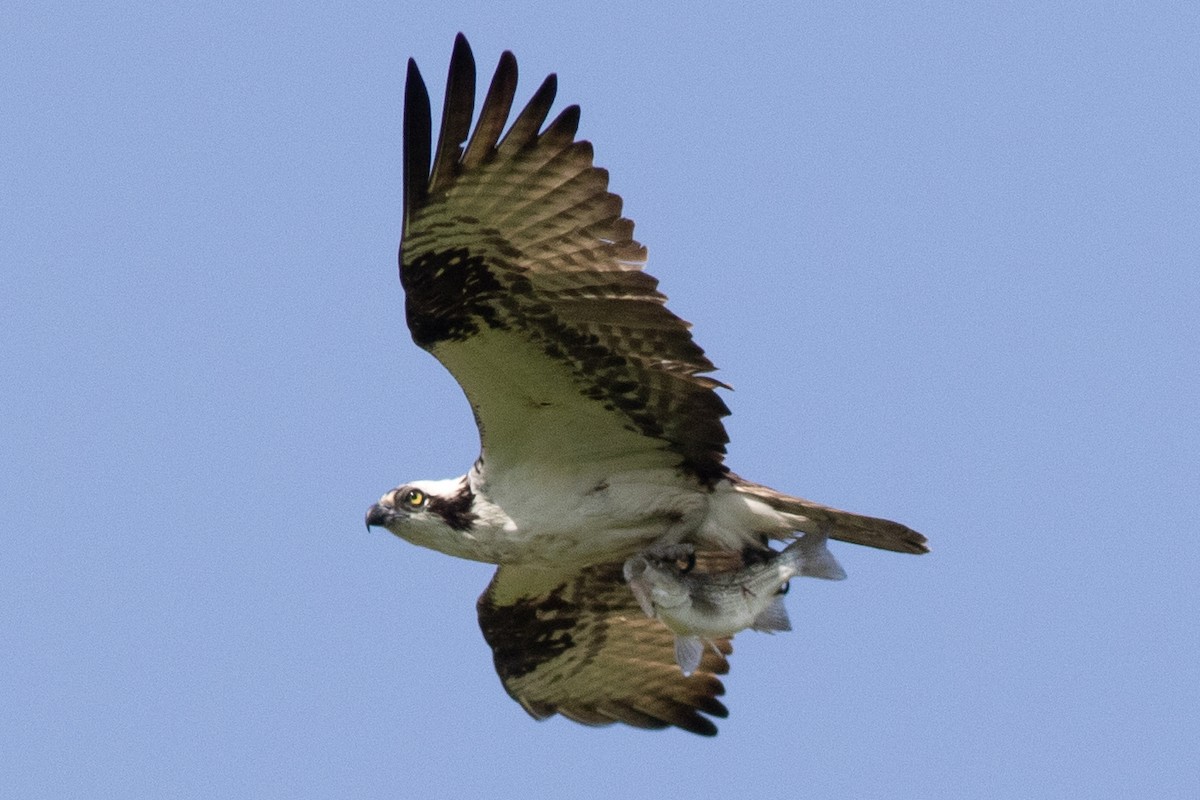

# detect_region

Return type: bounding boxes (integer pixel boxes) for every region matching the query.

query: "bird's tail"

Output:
[735,478,929,554]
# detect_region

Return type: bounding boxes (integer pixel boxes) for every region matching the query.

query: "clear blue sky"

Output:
[4,2,1197,797]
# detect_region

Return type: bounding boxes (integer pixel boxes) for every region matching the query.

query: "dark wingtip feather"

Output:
[700,697,731,718]
[463,50,519,169]
[497,72,558,154]
[402,57,432,238]
[428,33,477,194]
[540,104,582,146]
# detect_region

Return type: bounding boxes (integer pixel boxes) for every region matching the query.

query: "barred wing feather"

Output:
[401,35,730,482]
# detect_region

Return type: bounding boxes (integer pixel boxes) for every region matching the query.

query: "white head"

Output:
[365,477,478,555]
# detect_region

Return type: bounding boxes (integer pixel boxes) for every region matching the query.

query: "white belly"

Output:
[473,469,793,566]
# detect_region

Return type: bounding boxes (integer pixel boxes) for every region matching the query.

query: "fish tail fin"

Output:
[785,530,848,581]
[751,596,793,633]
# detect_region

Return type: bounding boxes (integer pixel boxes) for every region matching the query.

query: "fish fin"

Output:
[751,596,793,633]
[627,580,657,619]
[795,531,848,581]
[622,557,658,618]
[674,636,704,676]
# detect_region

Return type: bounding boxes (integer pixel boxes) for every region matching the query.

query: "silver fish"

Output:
[623,532,846,675]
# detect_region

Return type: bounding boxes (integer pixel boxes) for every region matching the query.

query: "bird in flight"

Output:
[365,33,928,736]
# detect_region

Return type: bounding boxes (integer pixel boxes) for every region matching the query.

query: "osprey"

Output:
[365,34,928,736]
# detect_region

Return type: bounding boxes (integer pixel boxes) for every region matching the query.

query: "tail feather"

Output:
[735,477,930,554]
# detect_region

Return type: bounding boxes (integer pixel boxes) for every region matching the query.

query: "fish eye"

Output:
[401,488,427,509]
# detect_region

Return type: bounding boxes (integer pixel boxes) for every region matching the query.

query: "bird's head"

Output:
[365,477,479,555]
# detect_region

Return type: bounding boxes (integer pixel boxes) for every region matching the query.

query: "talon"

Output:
[644,543,696,572]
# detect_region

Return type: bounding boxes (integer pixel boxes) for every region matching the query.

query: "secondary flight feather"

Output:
[365,33,928,736]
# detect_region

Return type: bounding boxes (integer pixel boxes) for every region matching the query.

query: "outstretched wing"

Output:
[477,564,732,736]
[401,34,729,483]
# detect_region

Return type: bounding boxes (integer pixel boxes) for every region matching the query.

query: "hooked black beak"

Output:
[364,503,393,531]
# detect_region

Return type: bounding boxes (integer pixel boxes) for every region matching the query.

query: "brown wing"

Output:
[477,563,732,736]
[401,34,730,483]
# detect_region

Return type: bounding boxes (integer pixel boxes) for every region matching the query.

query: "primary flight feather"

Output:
[365,33,928,736]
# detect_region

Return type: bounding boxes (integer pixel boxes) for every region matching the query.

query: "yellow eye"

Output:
[401,488,426,508]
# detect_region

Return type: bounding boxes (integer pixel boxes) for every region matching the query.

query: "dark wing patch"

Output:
[401,34,730,482]
[402,246,507,348]
[477,563,732,736]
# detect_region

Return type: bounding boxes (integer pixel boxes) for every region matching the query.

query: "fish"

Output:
[622,532,847,675]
